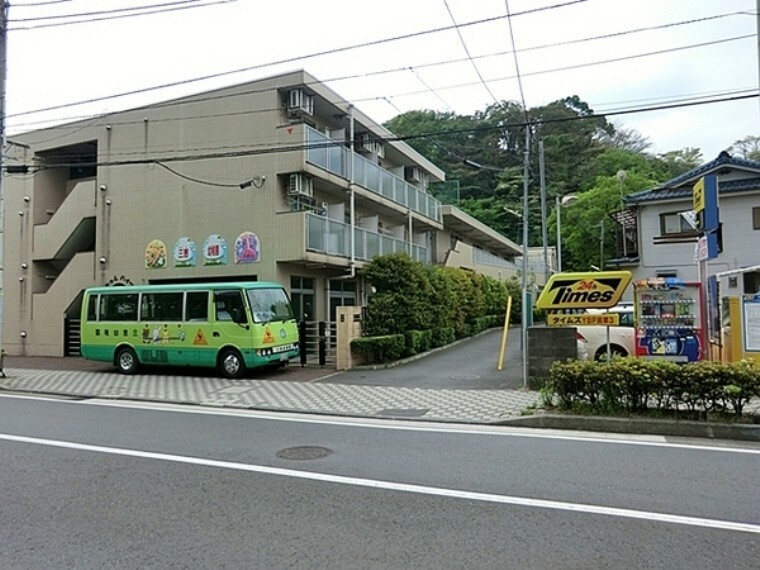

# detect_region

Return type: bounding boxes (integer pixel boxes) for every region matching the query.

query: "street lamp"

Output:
[555,194,577,272]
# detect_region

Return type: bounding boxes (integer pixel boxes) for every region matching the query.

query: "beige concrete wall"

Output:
[335,306,364,370]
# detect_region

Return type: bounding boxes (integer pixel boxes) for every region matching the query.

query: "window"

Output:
[753,207,760,230]
[86,295,98,322]
[185,291,209,321]
[214,291,246,323]
[99,293,138,321]
[660,212,695,235]
[141,292,183,321]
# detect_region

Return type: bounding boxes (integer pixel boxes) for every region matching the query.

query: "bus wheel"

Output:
[219,349,246,379]
[116,347,139,374]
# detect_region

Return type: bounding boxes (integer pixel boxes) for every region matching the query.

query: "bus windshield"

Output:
[247,287,295,324]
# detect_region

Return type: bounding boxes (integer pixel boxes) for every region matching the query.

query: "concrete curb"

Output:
[503,413,760,442]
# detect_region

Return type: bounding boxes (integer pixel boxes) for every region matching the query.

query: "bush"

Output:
[350,335,405,364]
[404,330,432,357]
[545,358,760,418]
[432,327,455,348]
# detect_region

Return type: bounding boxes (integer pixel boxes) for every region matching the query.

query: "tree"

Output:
[556,171,656,271]
[595,123,652,153]
[654,148,703,179]
[728,136,760,161]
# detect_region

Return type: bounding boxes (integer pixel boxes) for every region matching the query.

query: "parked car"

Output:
[576,304,635,360]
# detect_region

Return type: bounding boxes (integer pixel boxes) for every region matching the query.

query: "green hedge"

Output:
[350,335,405,364]
[544,358,760,417]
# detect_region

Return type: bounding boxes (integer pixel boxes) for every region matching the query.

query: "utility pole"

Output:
[538,139,548,281]
[521,125,530,390]
[0,2,9,356]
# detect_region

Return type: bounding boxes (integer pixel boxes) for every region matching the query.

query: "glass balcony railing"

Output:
[306,213,430,264]
[305,127,442,224]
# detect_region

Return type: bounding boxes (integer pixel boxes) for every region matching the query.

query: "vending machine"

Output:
[633,277,705,362]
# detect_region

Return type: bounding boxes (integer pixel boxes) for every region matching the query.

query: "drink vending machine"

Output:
[633,277,705,362]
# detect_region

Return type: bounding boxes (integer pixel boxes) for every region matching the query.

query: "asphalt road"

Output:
[324,327,526,390]
[2,395,759,569]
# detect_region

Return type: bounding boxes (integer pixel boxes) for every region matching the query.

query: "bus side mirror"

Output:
[231,307,247,324]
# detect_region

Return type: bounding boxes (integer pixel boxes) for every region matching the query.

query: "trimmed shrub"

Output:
[350,335,405,364]
[545,358,760,417]
[404,330,433,357]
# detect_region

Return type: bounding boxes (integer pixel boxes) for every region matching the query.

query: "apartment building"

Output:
[2,70,521,357]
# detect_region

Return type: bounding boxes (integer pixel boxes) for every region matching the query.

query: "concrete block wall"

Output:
[528,326,578,379]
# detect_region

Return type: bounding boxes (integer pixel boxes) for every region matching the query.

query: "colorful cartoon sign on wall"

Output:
[235,232,260,264]
[203,234,227,265]
[145,239,167,269]
[173,237,197,267]
[145,233,262,269]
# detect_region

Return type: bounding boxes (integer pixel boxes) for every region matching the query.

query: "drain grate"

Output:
[276,446,333,461]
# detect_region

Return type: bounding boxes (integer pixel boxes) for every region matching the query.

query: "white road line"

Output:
[2,393,760,454]
[1,431,759,535]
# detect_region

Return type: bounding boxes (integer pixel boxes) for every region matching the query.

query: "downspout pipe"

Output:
[348,104,356,278]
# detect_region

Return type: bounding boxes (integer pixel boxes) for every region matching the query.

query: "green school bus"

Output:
[80,281,300,378]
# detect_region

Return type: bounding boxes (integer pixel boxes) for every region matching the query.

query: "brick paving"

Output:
[0,356,540,424]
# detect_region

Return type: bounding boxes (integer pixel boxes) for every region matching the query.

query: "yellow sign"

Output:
[262,326,275,344]
[193,329,208,345]
[693,177,705,214]
[547,313,621,327]
[536,271,632,310]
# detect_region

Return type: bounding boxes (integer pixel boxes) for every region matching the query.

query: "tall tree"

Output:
[729,136,760,161]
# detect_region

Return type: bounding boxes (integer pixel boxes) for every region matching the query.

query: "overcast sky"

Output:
[5,0,759,161]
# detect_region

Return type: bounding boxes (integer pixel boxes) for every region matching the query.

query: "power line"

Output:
[442,0,502,105]
[8,0,236,30]
[12,91,757,172]
[7,0,586,118]
[7,28,753,139]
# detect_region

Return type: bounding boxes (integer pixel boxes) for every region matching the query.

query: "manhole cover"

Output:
[276,446,333,461]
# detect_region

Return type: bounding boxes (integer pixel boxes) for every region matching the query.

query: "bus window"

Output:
[141,292,183,321]
[247,287,294,323]
[186,291,209,321]
[214,291,246,323]
[86,294,98,322]
[100,293,138,321]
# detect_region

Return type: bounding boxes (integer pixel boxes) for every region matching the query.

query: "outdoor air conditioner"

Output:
[404,166,422,183]
[287,89,314,116]
[287,173,313,197]
[356,133,384,157]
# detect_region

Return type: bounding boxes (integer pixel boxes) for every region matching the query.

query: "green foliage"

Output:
[545,358,760,418]
[404,330,433,357]
[350,335,405,364]
[362,252,433,335]
[728,135,760,161]
[358,254,512,364]
[383,93,757,268]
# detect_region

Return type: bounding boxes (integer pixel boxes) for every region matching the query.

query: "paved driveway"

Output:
[323,328,526,391]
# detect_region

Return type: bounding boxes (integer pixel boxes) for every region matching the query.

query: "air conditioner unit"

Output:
[287,89,314,116]
[404,166,422,183]
[356,133,384,156]
[287,173,313,197]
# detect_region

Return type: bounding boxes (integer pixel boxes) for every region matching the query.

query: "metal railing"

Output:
[305,127,442,224]
[306,213,430,263]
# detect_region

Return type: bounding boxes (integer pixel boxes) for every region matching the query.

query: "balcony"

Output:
[306,213,429,264]
[305,127,442,224]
